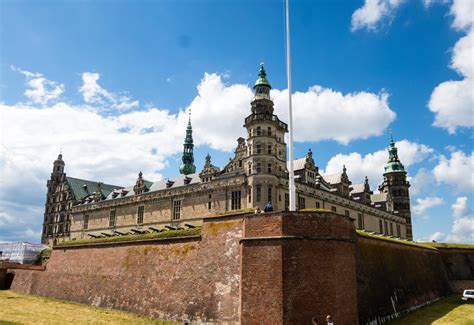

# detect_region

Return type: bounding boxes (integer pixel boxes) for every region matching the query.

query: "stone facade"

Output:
[42,64,412,244]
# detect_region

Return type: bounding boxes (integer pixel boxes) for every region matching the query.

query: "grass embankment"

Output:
[387,294,474,325]
[0,290,175,325]
[56,227,201,247]
[423,242,474,250]
[356,230,438,251]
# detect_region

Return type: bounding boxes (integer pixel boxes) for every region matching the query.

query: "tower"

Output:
[43,153,67,245]
[243,64,288,210]
[379,133,412,240]
[179,112,196,175]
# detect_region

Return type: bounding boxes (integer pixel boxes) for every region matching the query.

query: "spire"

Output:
[180,111,196,175]
[384,131,405,174]
[52,151,65,174]
[253,63,272,100]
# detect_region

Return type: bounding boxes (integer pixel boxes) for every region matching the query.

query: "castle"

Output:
[41,64,412,245]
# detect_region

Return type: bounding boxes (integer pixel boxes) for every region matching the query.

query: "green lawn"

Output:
[388,294,474,325]
[0,290,176,325]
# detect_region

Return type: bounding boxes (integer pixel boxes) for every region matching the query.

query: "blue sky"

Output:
[0,0,472,243]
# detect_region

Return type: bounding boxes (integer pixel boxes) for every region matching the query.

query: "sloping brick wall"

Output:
[356,236,452,323]
[10,218,243,323]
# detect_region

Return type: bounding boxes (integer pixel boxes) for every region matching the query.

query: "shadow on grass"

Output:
[388,294,472,324]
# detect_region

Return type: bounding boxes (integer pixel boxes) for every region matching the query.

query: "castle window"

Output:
[256,186,262,202]
[172,200,181,220]
[256,127,261,135]
[331,206,337,213]
[239,160,242,167]
[267,163,272,174]
[248,162,252,175]
[267,186,272,203]
[389,223,393,236]
[256,163,262,173]
[137,205,144,224]
[267,145,272,154]
[248,187,252,203]
[316,201,321,209]
[384,220,388,235]
[256,144,262,154]
[298,196,306,210]
[231,191,241,210]
[396,224,401,238]
[379,220,383,233]
[345,210,350,218]
[267,127,272,136]
[83,214,89,230]
[285,193,289,211]
[357,213,364,229]
[208,194,212,210]
[109,209,116,227]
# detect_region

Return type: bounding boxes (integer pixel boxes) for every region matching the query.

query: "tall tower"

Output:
[379,133,412,240]
[243,64,288,210]
[43,153,67,244]
[179,113,196,175]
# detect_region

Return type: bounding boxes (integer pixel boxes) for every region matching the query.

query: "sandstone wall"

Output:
[10,217,243,323]
[356,235,452,323]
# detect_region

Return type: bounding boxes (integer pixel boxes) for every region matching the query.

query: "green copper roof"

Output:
[180,114,196,175]
[253,63,271,89]
[384,132,405,174]
[66,177,122,201]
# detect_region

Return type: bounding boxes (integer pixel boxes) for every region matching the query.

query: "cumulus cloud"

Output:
[186,73,396,150]
[433,150,473,192]
[272,86,395,144]
[413,196,444,215]
[428,0,474,133]
[79,72,139,112]
[351,0,405,32]
[323,140,433,188]
[429,196,474,243]
[410,168,435,196]
[11,66,64,105]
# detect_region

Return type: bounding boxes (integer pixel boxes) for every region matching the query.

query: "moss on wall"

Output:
[56,228,201,248]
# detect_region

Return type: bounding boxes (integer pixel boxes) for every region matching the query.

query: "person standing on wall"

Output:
[326,315,334,325]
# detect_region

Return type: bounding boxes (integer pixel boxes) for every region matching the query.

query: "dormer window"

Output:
[184,176,192,185]
[166,180,175,188]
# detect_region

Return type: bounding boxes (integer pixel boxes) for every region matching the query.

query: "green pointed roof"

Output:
[253,63,271,89]
[180,112,196,175]
[384,132,405,174]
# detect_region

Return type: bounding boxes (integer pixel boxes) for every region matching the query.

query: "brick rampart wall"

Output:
[356,236,452,323]
[437,247,474,293]
[240,212,359,324]
[10,218,243,323]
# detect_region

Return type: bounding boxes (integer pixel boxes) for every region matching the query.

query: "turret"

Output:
[179,112,196,175]
[379,132,412,240]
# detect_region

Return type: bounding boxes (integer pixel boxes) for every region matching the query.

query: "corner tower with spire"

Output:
[179,111,196,175]
[379,132,412,240]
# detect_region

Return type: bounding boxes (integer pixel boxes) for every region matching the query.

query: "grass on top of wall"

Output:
[356,230,438,251]
[213,208,255,216]
[421,242,474,250]
[299,208,332,213]
[56,228,201,247]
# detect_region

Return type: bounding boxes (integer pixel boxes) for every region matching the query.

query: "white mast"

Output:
[285,0,296,211]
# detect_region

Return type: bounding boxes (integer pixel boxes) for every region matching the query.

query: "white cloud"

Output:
[430,197,474,243]
[351,0,405,32]
[187,73,396,150]
[410,168,435,196]
[79,72,139,111]
[433,150,473,192]
[272,86,395,144]
[413,196,444,215]
[11,66,64,105]
[428,0,474,133]
[323,140,433,188]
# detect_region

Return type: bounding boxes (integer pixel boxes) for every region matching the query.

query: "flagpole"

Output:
[286,0,296,211]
